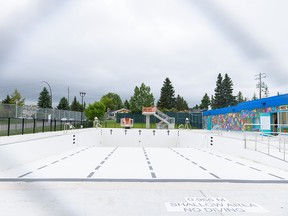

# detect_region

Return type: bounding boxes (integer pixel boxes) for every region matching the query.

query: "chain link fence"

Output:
[115,111,203,129]
[0,103,84,121]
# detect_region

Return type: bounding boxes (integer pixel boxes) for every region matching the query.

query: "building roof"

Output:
[203,94,288,116]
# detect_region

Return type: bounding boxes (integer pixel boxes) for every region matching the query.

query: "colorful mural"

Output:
[204,105,288,131]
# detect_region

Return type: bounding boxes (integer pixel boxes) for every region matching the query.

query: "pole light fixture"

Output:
[79,92,86,127]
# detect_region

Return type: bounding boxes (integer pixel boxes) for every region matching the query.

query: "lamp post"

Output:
[79,92,86,128]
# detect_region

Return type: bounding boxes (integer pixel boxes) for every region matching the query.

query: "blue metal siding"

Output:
[203,94,288,116]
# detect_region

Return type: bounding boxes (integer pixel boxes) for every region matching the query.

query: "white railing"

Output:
[155,109,175,124]
[63,122,75,133]
[209,124,288,161]
[210,125,223,135]
[93,118,102,128]
[142,107,175,129]
[243,131,287,161]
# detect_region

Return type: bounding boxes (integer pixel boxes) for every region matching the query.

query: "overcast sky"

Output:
[1,0,288,107]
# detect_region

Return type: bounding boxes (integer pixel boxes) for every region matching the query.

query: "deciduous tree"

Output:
[84,101,106,120]
[100,93,123,111]
[129,83,154,113]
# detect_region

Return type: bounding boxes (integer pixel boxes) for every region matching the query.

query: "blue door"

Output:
[207,117,212,130]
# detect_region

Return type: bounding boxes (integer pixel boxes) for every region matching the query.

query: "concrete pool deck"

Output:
[0,128,288,215]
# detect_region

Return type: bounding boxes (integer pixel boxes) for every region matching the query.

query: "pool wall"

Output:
[0,129,95,171]
[1,128,285,172]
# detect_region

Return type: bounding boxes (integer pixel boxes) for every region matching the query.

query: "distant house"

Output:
[106,108,130,120]
[203,94,288,134]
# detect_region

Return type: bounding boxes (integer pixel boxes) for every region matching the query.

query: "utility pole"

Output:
[255,73,266,99]
[67,86,70,105]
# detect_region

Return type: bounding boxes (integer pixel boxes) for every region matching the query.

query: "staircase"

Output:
[142,107,175,129]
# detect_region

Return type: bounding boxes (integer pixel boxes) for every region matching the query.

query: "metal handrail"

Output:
[64,122,75,132]
[241,131,287,161]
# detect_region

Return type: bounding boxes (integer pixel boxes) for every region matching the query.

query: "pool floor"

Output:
[1,146,287,181]
[1,143,288,215]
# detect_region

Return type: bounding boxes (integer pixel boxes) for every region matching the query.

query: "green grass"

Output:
[0,118,194,137]
[100,120,184,129]
[101,120,151,128]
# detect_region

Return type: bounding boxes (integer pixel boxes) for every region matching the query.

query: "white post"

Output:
[146,115,150,129]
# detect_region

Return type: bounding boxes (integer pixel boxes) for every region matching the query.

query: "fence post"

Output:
[21,118,25,135]
[50,119,53,131]
[33,118,36,133]
[7,117,10,136]
[54,119,57,131]
[42,119,45,132]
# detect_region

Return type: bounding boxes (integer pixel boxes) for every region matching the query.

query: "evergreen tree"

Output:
[199,93,211,110]
[157,77,176,110]
[211,73,224,109]
[175,95,189,111]
[2,95,11,104]
[252,93,258,100]
[193,104,200,109]
[236,91,245,103]
[211,73,236,109]
[70,96,82,111]
[38,87,51,108]
[57,97,70,110]
[222,73,236,107]
[129,83,154,113]
[10,89,25,106]
[124,100,130,110]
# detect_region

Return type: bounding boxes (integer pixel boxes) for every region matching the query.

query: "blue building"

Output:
[203,94,288,134]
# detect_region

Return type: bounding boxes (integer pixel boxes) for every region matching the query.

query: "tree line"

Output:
[194,73,247,110]
[1,88,86,112]
[85,77,189,120]
[1,74,260,121]
[1,77,189,120]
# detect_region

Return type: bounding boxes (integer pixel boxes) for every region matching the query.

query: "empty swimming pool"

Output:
[1,128,287,182]
[1,128,288,216]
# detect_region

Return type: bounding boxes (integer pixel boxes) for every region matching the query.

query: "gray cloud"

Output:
[1,0,287,107]
[190,0,288,85]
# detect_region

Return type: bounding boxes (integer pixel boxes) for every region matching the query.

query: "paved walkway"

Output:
[0,181,287,216]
